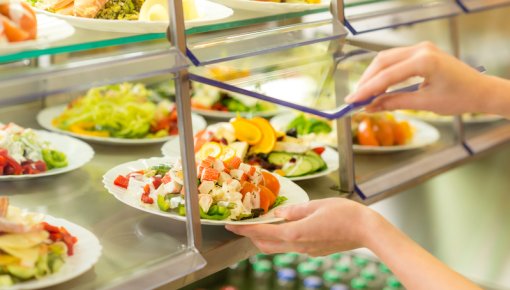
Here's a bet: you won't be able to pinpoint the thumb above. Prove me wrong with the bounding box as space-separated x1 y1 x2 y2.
275 202 316 221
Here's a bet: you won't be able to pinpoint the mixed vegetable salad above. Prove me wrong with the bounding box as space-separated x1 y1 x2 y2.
191 66 277 114
282 113 414 147
52 83 180 139
113 157 286 221
0 197 78 286
194 117 328 178
0 123 68 176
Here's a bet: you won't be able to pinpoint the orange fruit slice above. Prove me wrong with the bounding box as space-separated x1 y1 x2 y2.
231 117 262 145
250 117 277 154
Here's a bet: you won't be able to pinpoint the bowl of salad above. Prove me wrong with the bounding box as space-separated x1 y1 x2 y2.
0 197 101 289
103 156 309 225
37 83 207 145
162 116 339 181
0 123 94 180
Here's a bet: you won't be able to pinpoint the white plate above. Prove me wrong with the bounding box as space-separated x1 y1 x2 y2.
0 14 75 53
192 108 283 120
36 105 207 145
102 157 310 225
270 113 441 153
2 214 102 290
161 137 339 181
396 110 504 125
0 130 94 181
34 0 233 33
210 0 329 12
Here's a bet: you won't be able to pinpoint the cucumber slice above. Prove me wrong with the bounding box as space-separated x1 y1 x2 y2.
305 151 327 170
302 155 321 172
268 152 293 166
284 157 315 177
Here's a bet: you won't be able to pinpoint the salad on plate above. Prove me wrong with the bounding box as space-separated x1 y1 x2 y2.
193 116 331 178
111 156 286 221
50 83 191 140
0 123 68 176
0 197 78 286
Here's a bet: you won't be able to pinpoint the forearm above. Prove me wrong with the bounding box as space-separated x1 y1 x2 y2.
363 211 482 290
477 75 510 119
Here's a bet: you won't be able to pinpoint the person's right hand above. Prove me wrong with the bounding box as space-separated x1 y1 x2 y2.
344 42 494 115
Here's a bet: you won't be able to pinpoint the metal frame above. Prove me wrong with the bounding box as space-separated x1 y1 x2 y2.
168 0 203 251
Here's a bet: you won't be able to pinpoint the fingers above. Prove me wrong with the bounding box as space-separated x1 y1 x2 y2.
346 54 436 105
356 45 421 88
225 224 282 241
274 202 317 221
365 91 425 112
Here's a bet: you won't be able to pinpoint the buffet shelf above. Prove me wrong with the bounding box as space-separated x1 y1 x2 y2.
3 96 509 289
456 0 510 12
345 0 462 34
0 44 188 107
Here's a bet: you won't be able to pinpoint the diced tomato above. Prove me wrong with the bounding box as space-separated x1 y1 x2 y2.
33 161 47 172
161 174 172 184
211 103 229 112
152 177 162 189
0 156 6 166
201 167 220 181
141 194 154 204
42 222 60 233
312 147 326 155
113 175 129 189
143 184 151 194
0 150 22 175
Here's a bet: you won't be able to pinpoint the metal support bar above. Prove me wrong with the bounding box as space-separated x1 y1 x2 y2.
331 0 355 194
168 0 202 251
448 16 473 155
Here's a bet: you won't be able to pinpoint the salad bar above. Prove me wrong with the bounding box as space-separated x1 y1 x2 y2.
3 0 510 289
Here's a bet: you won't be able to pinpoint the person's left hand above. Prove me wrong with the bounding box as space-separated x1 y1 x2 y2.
225 198 380 256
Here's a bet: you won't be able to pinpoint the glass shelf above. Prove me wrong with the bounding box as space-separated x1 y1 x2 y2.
456 0 510 12
0 45 188 107
186 15 347 66
345 0 463 34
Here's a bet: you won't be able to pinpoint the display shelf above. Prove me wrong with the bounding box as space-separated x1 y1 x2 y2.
345 0 462 34
0 44 188 107
186 17 347 66
456 0 510 12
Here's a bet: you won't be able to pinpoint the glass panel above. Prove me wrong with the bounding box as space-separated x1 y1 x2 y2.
0 45 188 106
188 43 430 119
345 0 462 34
456 0 510 11
187 14 348 66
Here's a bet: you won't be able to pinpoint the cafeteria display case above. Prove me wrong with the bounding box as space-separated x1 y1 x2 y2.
2 0 510 289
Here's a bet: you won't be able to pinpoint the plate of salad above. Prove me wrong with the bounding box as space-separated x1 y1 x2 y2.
0 123 94 180
270 112 440 153
103 157 309 225
162 116 339 181
36 83 207 145
0 197 102 289
191 81 282 120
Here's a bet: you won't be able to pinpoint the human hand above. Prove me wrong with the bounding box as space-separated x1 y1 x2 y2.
225 198 381 256
344 42 492 115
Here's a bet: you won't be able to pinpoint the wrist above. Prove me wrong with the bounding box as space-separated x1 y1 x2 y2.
477 75 510 117
358 208 388 250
